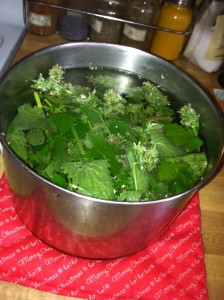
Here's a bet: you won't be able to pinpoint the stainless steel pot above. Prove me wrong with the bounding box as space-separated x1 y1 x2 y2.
0 43 223 259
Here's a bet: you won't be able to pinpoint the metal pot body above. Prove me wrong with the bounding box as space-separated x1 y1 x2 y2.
0 43 223 259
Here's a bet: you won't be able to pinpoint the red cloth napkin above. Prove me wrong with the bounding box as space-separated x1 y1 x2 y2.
0 173 208 299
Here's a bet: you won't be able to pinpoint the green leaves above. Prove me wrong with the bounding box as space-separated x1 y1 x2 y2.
26 129 45 147
50 112 76 136
157 153 207 194
127 148 149 193
163 123 203 152
8 103 47 132
62 160 115 200
5 66 207 202
149 128 183 157
78 160 114 200
6 131 28 160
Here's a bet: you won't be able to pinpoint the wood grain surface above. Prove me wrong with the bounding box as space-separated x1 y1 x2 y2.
0 33 223 300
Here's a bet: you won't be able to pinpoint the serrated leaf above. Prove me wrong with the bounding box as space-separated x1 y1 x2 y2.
26 128 45 147
157 160 190 182
61 161 82 184
147 173 169 200
6 131 28 161
163 123 203 152
29 142 51 166
184 136 203 153
117 190 142 201
107 117 133 138
156 159 198 194
77 160 115 200
50 112 75 136
166 153 207 179
42 160 62 179
10 103 48 132
50 135 68 160
150 129 183 157
79 106 102 125
85 134 122 174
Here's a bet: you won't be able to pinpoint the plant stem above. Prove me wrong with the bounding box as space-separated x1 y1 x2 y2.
71 126 85 155
133 163 138 191
43 98 52 108
100 115 112 136
34 92 42 108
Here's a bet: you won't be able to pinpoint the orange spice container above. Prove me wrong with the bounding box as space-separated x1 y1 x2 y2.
150 0 195 61
26 0 60 35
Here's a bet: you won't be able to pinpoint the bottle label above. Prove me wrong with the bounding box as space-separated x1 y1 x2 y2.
123 24 147 42
91 17 102 34
204 15 224 61
28 12 51 27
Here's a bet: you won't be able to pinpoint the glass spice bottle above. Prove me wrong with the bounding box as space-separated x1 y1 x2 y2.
26 0 60 35
90 0 125 43
58 0 90 41
58 11 90 41
120 0 161 51
150 0 195 61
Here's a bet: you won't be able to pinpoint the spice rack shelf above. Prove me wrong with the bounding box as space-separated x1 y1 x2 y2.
26 0 192 35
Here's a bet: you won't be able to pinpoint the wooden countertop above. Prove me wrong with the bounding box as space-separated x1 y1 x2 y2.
0 33 223 300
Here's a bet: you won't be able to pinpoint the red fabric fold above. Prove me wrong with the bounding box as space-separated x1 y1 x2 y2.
0 173 208 299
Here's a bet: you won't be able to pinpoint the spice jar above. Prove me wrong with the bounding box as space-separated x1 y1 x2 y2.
58 12 90 40
58 0 90 40
150 0 195 61
120 0 161 51
90 0 125 43
26 0 59 35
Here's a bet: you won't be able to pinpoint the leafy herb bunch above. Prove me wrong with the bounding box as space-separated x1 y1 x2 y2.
6 65 207 201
